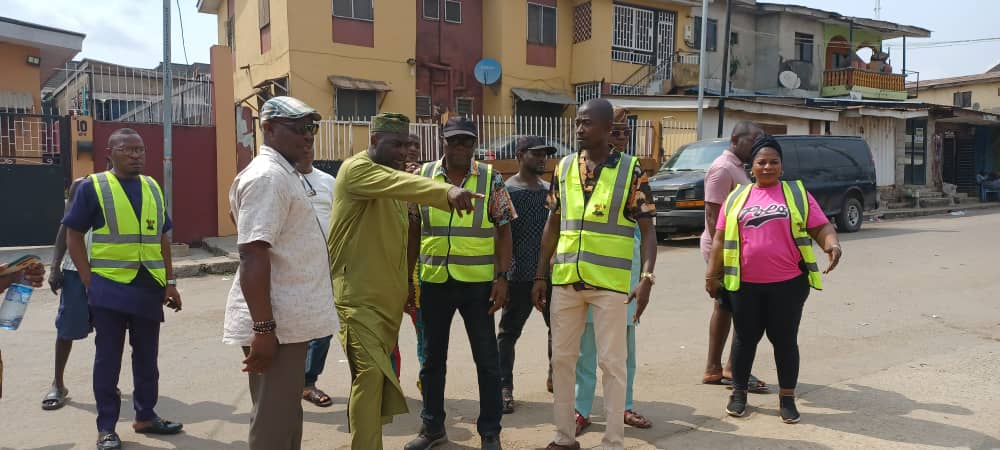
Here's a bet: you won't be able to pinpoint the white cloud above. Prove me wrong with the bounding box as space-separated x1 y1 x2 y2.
5 0 217 68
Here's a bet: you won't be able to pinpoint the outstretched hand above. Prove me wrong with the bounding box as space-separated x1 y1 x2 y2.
447 186 484 217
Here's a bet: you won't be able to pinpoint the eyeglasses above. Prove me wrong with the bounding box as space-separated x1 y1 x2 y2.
111 146 146 155
445 135 477 148
299 174 317 197
274 120 319 136
610 129 632 138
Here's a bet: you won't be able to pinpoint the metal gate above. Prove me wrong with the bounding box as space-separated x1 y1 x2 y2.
653 11 676 82
0 113 71 246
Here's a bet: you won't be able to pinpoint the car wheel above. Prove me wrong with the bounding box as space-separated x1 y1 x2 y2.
836 197 863 233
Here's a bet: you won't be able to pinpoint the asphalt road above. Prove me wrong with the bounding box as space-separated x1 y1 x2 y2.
1 211 999 450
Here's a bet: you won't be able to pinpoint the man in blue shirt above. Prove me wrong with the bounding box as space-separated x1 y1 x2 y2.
63 128 183 450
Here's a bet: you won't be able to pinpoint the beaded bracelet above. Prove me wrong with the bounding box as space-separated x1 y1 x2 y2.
252 320 276 335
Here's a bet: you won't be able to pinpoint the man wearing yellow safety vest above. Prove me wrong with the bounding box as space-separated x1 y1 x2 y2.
532 99 658 450
405 117 515 450
63 128 184 450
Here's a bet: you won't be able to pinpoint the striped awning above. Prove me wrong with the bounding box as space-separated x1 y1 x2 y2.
328 75 391 92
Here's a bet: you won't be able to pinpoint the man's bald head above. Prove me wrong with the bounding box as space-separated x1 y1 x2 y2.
730 121 763 163
579 98 614 124
108 127 141 148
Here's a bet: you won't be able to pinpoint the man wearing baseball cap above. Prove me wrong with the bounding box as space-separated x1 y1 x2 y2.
497 136 557 413
225 96 339 449
406 116 516 450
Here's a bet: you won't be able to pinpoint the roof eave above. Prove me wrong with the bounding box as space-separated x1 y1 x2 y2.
197 0 221 14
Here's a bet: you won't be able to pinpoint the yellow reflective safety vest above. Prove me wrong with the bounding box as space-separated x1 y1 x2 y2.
721 180 822 292
89 171 167 286
552 152 638 293
418 161 495 283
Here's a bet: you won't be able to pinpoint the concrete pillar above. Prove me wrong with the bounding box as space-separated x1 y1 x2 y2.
69 115 94 180
211 45 238 236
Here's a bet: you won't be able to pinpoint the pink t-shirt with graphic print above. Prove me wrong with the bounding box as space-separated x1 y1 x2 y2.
716 183 829 284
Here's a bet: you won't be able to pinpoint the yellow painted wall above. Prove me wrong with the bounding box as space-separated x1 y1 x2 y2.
483 0 575 116
916 82 1000 112
286 0 416 120
211 45 238 236
0 41 42 111
226 0 293 108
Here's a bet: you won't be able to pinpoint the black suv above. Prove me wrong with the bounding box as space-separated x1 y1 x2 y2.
649 135 878 237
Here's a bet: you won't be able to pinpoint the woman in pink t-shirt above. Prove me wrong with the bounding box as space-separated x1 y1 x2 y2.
704 135 843 424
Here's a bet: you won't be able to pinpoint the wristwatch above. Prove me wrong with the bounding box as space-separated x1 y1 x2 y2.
166 279 177 286
495 271 511 282
639 272 656 285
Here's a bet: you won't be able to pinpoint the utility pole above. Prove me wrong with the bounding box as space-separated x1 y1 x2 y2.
162 0 173 238
716 0 733 138
695 0 710 140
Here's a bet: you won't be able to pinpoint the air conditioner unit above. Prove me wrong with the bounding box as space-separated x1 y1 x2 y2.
683 24 694 45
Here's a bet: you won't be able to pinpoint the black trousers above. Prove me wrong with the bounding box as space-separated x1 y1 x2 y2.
419 280 502 436
729 274 810 391
497 281 551 391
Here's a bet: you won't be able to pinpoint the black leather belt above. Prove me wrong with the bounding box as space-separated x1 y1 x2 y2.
571 282 598 291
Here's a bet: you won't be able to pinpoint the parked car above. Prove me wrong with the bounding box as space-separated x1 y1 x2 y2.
476 135 575 160
648 135 878 238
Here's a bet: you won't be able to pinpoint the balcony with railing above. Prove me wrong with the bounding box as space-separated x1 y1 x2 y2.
821 67 908 101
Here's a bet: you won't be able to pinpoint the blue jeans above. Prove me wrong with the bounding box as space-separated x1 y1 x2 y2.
419 280 502 436
575 324 636 417
304 335 333 387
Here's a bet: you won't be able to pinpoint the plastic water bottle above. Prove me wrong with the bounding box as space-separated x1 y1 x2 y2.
0 276 33 331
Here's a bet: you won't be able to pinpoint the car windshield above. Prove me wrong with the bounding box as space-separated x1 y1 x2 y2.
659 141 729 172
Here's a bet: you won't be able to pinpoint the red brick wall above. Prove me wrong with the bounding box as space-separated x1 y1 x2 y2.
93 122 219 244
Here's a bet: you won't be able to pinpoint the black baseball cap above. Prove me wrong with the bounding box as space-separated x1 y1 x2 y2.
515 136 557 155
442 116 478 138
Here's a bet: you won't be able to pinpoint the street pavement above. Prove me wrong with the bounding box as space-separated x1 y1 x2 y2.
1 211 999 449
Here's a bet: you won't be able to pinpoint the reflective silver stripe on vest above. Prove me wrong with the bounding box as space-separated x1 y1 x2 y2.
561 219 634 237
142 175 164 224
420 254 494 266
471 164 488 229
91 259 140 270
794 237 812 247
804 262 820 272
91 234 142 244
726 184 751 214
722 266 739 275
142 260 166 270
787 180 807 220
554 251 632 271
723 240 739 249
419 163 437 236
558 155 574 230
94 173 121 237
423 226 492 238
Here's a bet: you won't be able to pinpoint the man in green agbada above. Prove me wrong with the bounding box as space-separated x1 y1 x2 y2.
327 113 482 450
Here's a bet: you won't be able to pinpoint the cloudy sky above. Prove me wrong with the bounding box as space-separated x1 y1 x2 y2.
4 0 997 81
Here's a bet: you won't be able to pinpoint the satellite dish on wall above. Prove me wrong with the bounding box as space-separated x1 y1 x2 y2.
779 71 801 89
474 59 502 86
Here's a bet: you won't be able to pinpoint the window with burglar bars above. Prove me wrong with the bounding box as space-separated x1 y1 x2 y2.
575 82 601 105
573 2 592 43
612 4 674 67
795 32 814 63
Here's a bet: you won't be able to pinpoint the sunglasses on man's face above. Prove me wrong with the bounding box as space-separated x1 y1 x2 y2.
610 129 632 138
273 120 319 136
446 135 477 148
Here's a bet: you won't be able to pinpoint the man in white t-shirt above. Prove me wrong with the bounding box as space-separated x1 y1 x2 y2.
295 148 338 408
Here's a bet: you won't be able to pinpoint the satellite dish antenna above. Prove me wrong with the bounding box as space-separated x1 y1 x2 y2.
474 59 502 86
779 71 801 89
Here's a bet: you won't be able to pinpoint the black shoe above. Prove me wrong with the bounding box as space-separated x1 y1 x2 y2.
726 390 748 417
482 434 502 450
96 432 122 450
780 396 801 424
134 417 184 435
404 428 448 450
